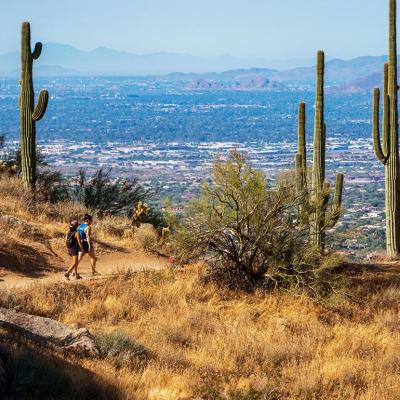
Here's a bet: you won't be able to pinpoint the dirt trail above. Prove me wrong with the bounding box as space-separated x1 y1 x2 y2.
0 242 168 290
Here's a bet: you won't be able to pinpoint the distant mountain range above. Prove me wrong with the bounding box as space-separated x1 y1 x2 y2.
0 43 316 77
0 43 390 92
166 57 391 92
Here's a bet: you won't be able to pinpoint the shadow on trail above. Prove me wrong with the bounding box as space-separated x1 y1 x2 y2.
0 333 121 400
95 239 129 254
0 241 62 279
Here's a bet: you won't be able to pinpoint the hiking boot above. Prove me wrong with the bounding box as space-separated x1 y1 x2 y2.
64 272 70 281
75 273 83 280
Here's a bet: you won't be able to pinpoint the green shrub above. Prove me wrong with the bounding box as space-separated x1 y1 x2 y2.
173 151 328 292
94 330 152 370
70 168 152 217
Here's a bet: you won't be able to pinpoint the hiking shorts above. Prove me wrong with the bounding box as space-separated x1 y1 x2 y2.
68 247 79 257
81 241 91 254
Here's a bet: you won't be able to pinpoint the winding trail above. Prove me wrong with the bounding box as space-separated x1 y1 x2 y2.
0 241 168 290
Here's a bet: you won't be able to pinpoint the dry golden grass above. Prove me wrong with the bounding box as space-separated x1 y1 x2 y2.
0 176 142 250
0 176 81 222
1 265 400 400
1 175 400 398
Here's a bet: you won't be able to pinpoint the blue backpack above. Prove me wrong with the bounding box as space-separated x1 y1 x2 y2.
77 223 88 241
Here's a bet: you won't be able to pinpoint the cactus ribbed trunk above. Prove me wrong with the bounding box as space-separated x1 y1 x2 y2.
311 51 326 252
296 102 307 193
19 22 48 190
297 102 307 185
386 0 400 257
372 0 400 258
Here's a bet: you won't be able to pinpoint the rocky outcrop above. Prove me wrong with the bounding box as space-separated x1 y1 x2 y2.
0 308 98 357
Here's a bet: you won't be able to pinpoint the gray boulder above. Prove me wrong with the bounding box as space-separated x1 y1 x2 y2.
0 307 98 357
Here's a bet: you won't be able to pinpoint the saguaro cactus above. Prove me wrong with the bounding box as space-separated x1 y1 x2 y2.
19 22 49 189
296 102 307 193
295 51 344 254
372 0 400 258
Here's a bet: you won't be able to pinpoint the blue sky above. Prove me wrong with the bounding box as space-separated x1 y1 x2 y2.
0 0 389 59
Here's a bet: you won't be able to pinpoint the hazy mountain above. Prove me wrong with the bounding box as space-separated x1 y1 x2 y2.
169 56 390 88
328 72 382 93
0 43 390 87
0 43 291 76
272 56 388 85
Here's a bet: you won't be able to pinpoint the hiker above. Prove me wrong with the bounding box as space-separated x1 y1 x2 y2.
64 220 84 280
77 214 99 276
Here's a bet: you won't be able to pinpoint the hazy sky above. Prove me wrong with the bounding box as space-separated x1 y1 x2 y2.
0 0 390 59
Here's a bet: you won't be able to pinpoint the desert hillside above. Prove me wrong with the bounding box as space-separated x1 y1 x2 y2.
1 263 400 399
0 177 400 399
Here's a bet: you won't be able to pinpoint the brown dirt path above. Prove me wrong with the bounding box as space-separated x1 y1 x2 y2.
0 239 168 290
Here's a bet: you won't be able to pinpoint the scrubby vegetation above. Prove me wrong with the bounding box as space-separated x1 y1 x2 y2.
171 151 339 294
1 6 400 397
0 175 166 267
1 266 400 399
1 143 398 399
1 133 161 225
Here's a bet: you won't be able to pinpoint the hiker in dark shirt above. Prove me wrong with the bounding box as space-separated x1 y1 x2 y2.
64 220 84 280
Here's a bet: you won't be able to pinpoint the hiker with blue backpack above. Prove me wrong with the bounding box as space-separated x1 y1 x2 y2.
65 220 84 280
77 214 99 276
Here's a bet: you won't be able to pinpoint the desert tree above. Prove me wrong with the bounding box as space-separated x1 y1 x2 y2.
174 151 324 290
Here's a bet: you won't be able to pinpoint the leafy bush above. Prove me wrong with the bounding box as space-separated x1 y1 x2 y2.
173 151 326 291
35 170 69 203
70 168 151 217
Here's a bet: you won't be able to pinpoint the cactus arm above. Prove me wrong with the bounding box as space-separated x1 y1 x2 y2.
296 101 307 191
333 173 344 210
297 102 307 173
322 122 327 179
322 181 330 209
324 173 344 228
373 88 389 164
384 93 390 158
32 89 49 121
32 42 42 60
382 63 389 154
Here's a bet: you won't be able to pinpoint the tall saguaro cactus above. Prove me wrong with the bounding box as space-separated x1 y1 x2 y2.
372 0 400 258
295 51 344 254
19 22 49 189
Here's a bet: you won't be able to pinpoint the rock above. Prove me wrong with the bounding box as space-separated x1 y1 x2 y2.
0 307 98 357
